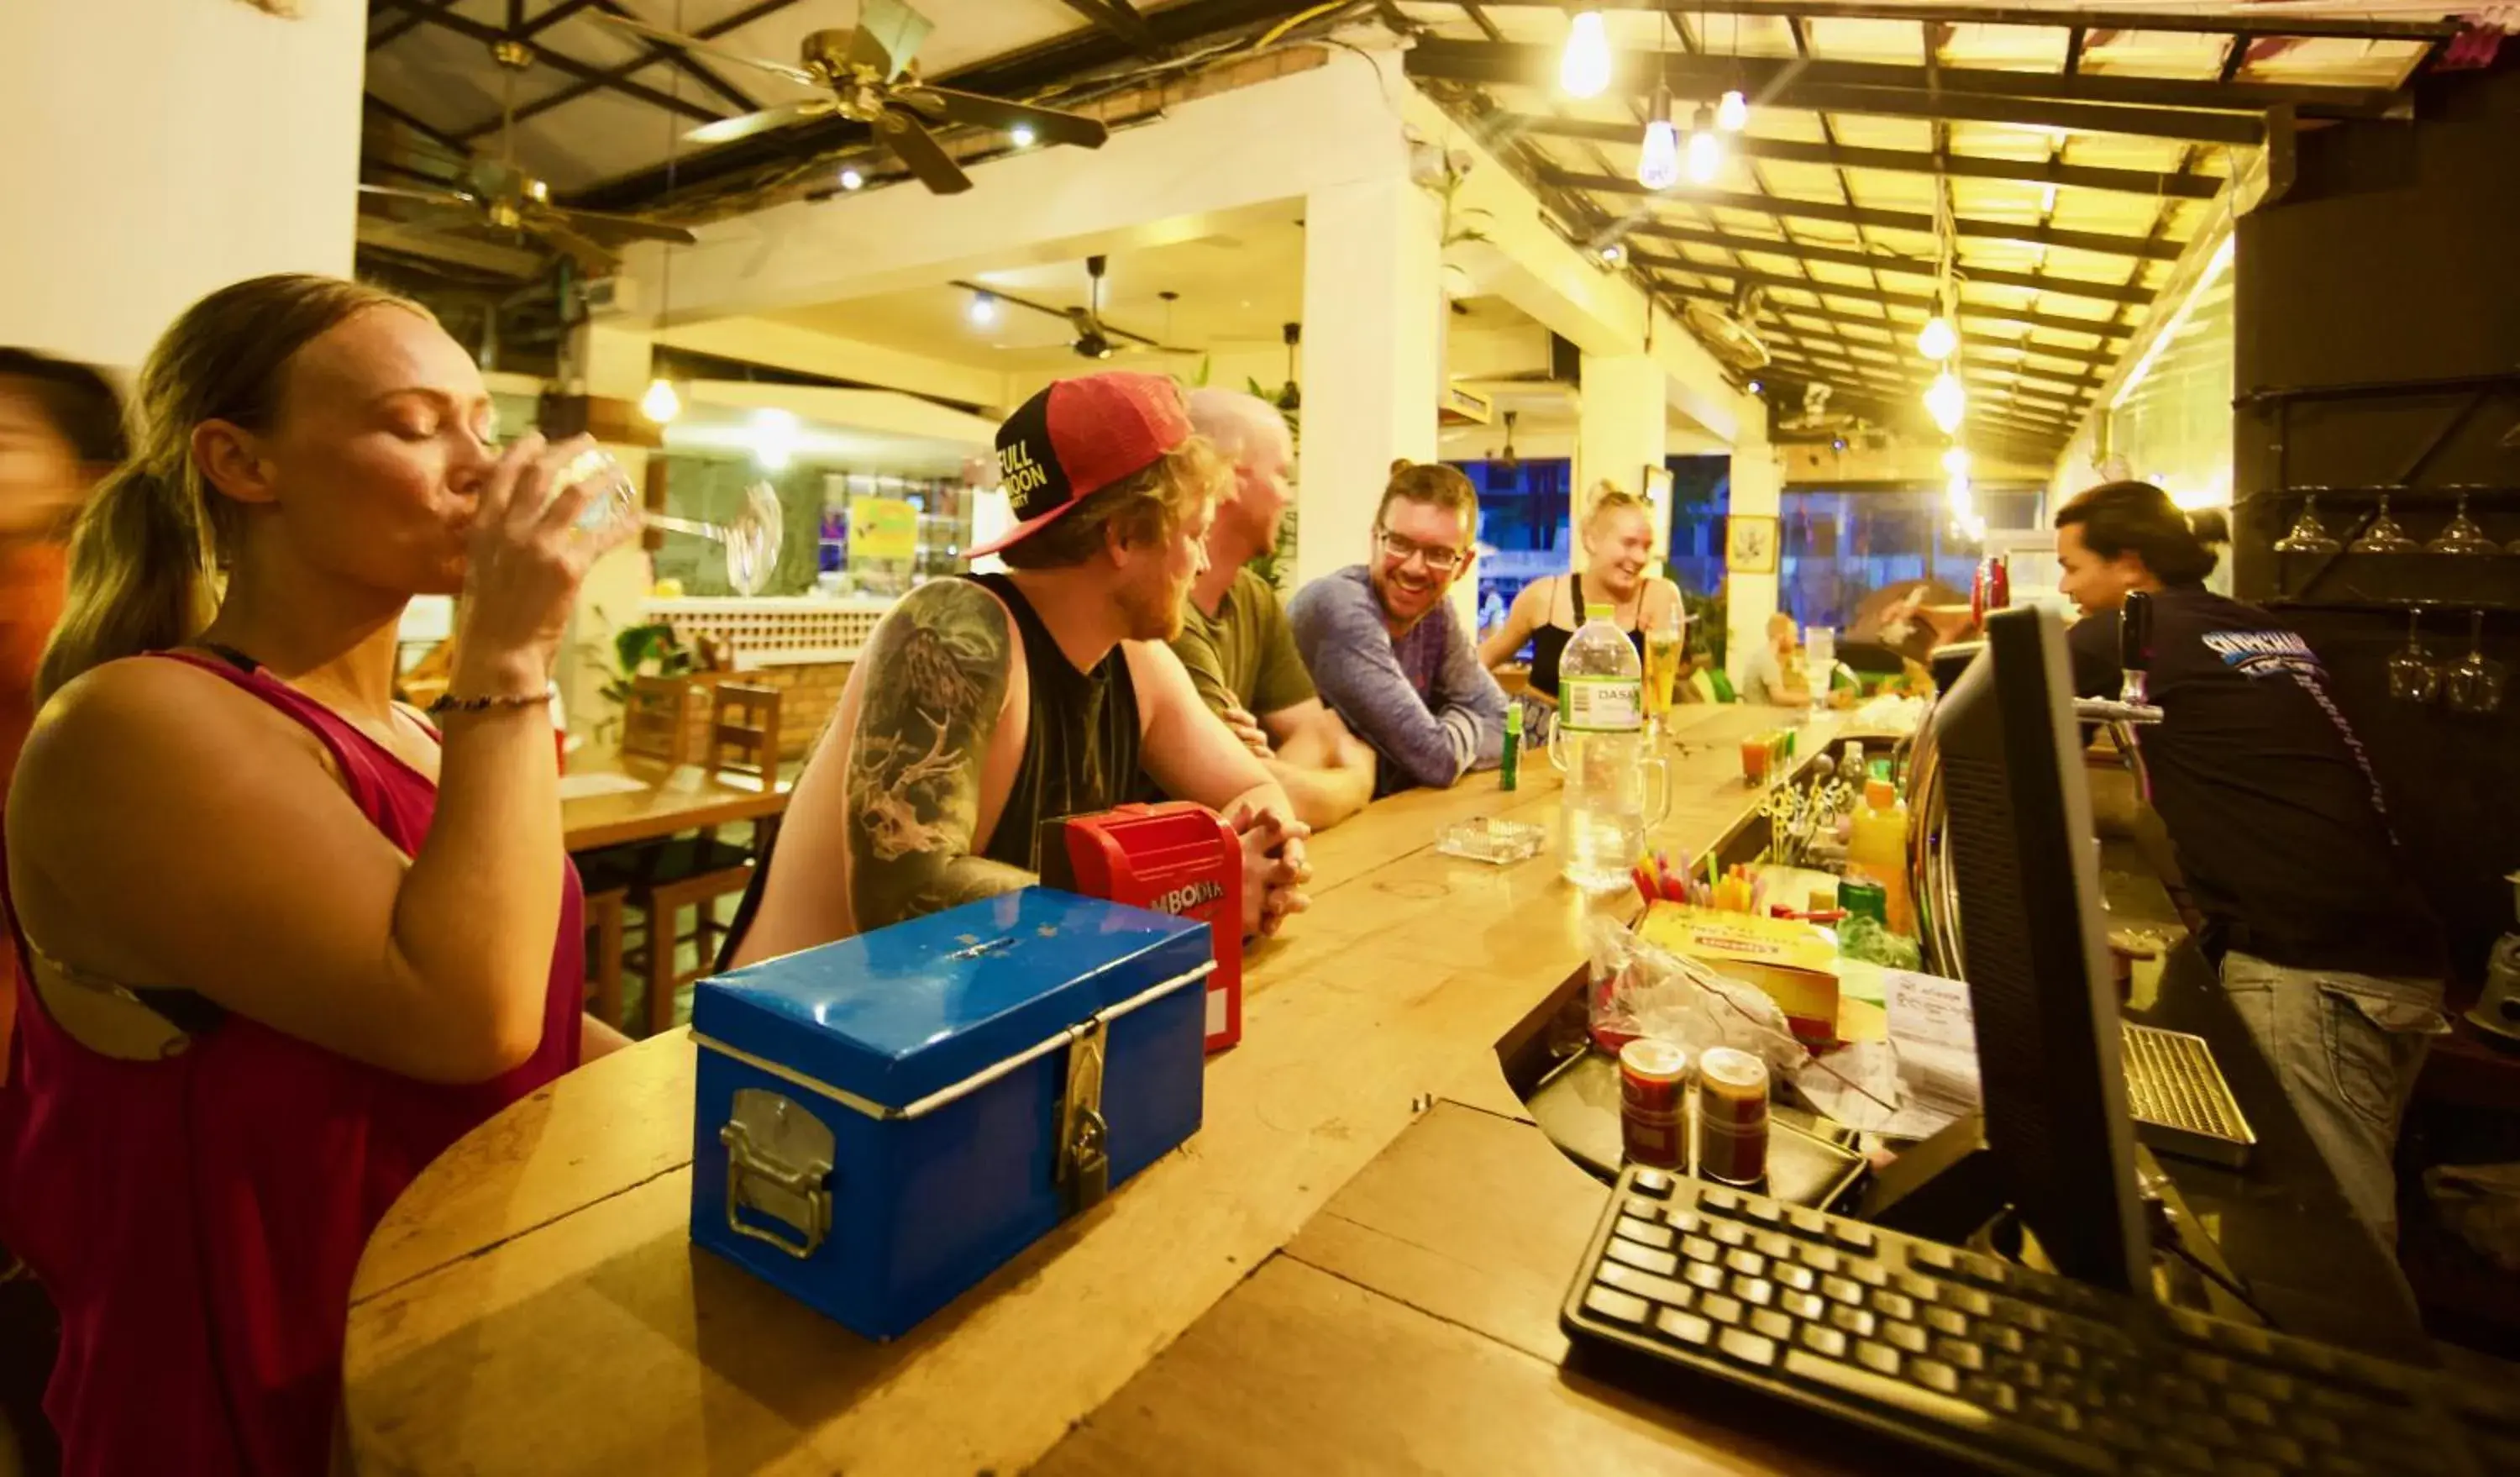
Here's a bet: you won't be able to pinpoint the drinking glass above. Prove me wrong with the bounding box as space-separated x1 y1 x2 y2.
2426 491 2499 556
2386 609 2439 705
1803 626 1837 712
2349 491 2418 554
2444 609 2507 716
1643 607 1684 735
561 448 786 597
2272 494 2342 554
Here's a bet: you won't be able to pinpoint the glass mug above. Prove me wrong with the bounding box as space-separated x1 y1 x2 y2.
554 447 785 597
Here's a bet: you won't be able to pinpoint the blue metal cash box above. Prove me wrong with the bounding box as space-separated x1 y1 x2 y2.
687 890 1213 1341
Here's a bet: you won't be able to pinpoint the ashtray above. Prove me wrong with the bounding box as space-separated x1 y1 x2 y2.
1436 816 1547 865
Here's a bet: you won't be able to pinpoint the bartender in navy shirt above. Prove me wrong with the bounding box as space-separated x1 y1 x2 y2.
2055 481 2446 1251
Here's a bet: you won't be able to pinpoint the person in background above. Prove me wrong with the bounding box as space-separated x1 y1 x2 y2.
2 274 634 1474
0 349 123 1477
724 372 1310 967
1742 610 1811 707
1168 390 1375 831
2055 481 2444 1250
1478 482 1683 741
1287 461 1507 795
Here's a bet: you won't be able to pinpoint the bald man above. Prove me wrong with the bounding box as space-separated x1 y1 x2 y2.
1168 390 1377 829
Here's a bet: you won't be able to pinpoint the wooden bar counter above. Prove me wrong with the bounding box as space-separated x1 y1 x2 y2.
342 705 1835 1475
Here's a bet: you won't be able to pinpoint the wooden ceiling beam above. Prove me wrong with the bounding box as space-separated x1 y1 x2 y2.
1494 113 2219 201
1551 168 2185 260
1444 3 2458 46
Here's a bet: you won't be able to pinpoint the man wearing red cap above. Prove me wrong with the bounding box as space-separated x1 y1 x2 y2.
723 372 1310 963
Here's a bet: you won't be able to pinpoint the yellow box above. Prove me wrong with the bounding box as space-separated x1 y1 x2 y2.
1635 902 1842 1044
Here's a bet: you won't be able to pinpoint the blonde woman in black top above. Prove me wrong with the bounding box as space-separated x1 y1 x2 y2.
1479 484 1683 739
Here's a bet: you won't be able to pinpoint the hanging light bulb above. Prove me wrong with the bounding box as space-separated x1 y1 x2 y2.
1010 123 1038 149
1559 9 1612 98
1637 85 1681 191
1916 313 1957 361
968 290 999 327
640 376 681 425
1940 446 1971 479
837 166 865 191
1686 104 1721 185
1924 370 1967 434
752 407 799 472
1717 89 1748 132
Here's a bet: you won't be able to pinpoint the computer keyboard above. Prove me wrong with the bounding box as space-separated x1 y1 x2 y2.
1562 1166 2519 1476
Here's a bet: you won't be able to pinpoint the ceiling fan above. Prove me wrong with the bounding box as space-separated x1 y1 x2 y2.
1490 410 1522 474
962 256 1197 360
597 0 1108 196
1681 283 1774 376
359 40 696 272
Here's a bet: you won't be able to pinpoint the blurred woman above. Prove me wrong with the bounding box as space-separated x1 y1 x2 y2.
0 349 123 1477
0 275 633 1474
1478 484 1683 738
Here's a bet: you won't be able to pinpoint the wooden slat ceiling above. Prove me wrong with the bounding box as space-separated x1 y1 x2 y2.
1399 1 2449 452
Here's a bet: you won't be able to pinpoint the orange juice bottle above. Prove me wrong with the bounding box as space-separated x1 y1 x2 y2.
1843 779 1914 936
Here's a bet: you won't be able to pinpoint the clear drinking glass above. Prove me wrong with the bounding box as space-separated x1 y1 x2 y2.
2444 609 2507 716
2273 494 2342 554
561 448 785 597
2426 492 2499 556
2386 609 2439 705
2350 492 2418 554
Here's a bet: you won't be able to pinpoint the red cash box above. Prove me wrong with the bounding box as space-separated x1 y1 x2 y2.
1037 802 1243 1052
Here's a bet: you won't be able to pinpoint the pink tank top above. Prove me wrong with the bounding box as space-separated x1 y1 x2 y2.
0 651 585 1475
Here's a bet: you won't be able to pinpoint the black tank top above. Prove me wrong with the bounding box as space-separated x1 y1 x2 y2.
962 571 1143 871
1525 572 1647 698
718 572 1142 965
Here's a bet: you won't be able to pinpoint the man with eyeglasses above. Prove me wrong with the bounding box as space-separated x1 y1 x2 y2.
1287 460 1507 795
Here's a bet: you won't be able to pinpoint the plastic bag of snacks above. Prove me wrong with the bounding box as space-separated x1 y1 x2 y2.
1584 915 1807 1080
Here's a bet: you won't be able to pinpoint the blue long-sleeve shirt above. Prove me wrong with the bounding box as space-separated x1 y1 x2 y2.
1286 565 1506 793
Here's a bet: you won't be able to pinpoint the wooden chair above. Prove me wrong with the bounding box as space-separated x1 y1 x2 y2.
582 886 627 1032
706 683 782 783
621 675 691 765
614 686 782 1037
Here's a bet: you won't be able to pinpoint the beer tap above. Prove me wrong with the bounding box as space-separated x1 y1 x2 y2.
2073 589 2165 727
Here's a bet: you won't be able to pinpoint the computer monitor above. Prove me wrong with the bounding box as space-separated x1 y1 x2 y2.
1926 604 2150 1295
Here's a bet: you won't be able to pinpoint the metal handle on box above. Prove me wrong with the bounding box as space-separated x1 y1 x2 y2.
721 1088 835 1259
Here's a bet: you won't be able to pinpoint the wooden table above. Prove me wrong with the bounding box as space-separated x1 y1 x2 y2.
559 757 790 854
343 707 1836 1475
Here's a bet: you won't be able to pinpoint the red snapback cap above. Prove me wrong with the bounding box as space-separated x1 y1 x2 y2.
969 371 1193 557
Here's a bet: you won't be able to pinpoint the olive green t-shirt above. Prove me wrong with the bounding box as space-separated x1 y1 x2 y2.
1170 566 1316 718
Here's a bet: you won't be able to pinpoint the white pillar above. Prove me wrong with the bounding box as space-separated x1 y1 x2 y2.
1295 175 1445 600
562 322 662 751
1575 354 1669 576
0 0 362 367
1726 441 1785 687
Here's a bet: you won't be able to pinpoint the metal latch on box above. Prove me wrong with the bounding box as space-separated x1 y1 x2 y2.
1057 1015 1110 1214
721 1087 835 1259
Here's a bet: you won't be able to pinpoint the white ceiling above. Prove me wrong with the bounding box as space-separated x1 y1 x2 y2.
767 202 1317 371
366 0 1093 192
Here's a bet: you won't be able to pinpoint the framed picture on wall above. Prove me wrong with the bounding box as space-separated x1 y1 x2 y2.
1727 513 1778 575
1641 465 1672 507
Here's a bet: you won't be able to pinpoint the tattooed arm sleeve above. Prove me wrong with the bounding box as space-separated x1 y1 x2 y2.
846 580 1035 929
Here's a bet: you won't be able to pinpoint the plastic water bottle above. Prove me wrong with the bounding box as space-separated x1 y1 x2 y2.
1551 602 1669 890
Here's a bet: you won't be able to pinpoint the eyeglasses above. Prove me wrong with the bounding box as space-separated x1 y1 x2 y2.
1377 528 1465 573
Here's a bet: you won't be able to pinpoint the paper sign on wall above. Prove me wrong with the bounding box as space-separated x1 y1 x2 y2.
848 495 920 563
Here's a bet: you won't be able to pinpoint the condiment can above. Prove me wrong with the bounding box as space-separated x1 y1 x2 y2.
1836 878 1889 928
1619 1038 1692 1170
1696 1047 1771 1185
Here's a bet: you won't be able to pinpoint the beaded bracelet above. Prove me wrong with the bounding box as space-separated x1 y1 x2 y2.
427 682 558 717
